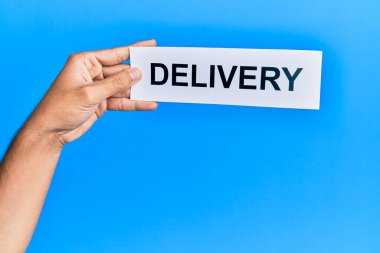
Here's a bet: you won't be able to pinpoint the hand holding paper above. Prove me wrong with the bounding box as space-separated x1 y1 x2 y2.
0 41 323 253
0 40 157 253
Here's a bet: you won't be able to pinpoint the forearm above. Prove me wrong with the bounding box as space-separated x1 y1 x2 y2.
0 117 63 252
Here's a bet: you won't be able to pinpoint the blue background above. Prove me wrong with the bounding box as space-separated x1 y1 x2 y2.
1 0 380 252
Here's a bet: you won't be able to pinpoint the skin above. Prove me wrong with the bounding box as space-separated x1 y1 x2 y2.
0 39 158 253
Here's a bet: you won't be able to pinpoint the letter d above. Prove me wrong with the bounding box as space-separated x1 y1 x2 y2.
151 63 168 85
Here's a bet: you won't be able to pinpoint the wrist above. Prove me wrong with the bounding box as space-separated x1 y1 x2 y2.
20 115 64 152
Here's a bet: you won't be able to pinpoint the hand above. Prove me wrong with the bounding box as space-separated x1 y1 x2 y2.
27 39 158 146
0 39 159 253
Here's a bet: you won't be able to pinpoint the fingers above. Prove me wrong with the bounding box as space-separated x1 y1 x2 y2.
111 89 130 98
60 113 98 144
107 98 158 111
103 64 130 78
92 39 156 66
89 67 141 102
103 65 132 98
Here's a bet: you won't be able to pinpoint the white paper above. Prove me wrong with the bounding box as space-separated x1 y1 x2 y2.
130 47 322 109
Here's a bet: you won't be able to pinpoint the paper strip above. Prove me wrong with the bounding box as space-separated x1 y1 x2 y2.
130 47 322 109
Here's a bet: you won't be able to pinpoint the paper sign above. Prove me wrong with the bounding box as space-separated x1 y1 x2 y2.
130 47 322 109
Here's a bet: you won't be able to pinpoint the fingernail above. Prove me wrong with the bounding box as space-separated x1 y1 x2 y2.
128 68 142 82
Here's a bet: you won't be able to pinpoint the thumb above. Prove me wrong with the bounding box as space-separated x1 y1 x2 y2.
90 67 141 102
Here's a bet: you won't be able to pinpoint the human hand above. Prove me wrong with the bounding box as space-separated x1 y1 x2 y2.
26 39 157 147
0 39 158 253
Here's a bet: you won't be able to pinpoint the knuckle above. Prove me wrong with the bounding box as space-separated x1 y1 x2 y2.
117 101 125 111
113 49 124 63
68 53 80 62
86 56 103 78
79 86 95 103
68 52 88 63
111 75 123 89
135 103 141 111
111 71 131 89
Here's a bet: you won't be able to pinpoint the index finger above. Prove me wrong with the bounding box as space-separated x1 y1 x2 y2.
92 39 156 66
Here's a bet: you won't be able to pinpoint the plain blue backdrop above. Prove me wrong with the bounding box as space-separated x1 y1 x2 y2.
1 0 380 252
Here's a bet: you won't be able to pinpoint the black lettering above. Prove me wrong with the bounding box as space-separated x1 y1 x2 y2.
172 64 188 86
210 65 215 88
151 63 168 85
260 67 281 90
218 65 237 89
239 66 257 89
191 65 207 87
282 67 303 91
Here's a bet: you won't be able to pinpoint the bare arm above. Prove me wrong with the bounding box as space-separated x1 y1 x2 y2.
0 39 157 252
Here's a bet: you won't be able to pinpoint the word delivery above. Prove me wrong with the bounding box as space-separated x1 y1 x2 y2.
151 63 303 91
130 47 322 109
